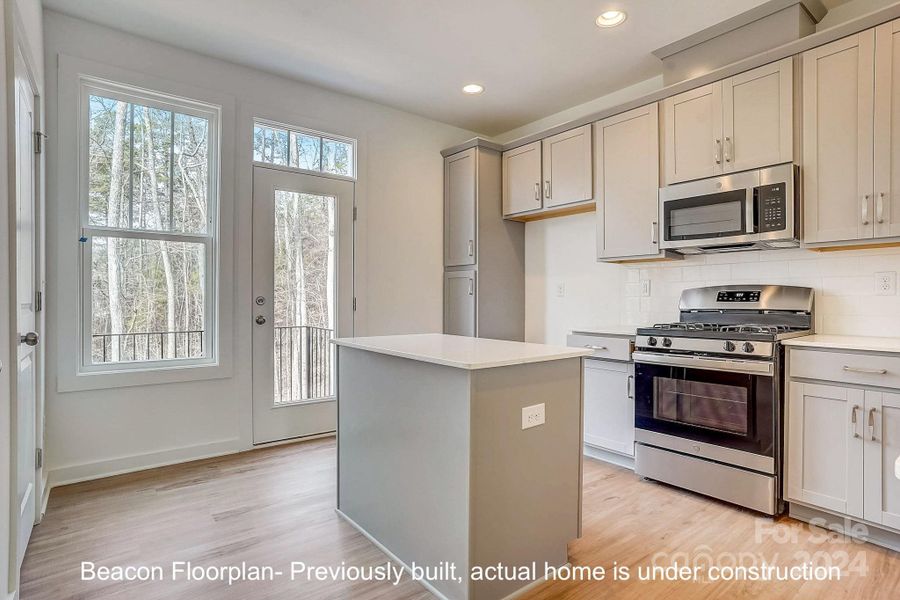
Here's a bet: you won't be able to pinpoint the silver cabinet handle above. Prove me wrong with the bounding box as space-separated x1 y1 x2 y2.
868 408 877 441
544 180 551 199
724 136 732 163
468 278 474 295
626 374 634 399
862 194 870 225
650 221 658 245
468 239 474 257
842 365 887 375
714 139 721 165
534 182 541 203
255 315 267 325
20 332 39 346
851 404 861 438
583 344 608 351
877 192 886 224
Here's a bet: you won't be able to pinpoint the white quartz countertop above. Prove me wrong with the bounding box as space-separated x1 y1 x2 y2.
783 334 900 354
571 324 641 337
332 334 593 370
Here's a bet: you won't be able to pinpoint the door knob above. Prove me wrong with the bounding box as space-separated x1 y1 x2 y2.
20 332 39 346
255 315 267 325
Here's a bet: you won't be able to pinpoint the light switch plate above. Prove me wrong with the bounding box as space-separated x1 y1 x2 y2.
876 271 897 296
640 280 651 297
555 282 566 298
522 403 545 430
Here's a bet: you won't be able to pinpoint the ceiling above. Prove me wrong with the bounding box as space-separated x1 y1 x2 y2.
46 0 832 135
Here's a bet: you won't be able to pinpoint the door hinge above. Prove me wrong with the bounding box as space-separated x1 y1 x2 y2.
352 297 357 311
35 290 43 313
34 130 45 154
35 448 43 469
353 206 358 221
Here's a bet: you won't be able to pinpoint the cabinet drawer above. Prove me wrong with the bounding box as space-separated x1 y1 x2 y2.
567 333 632 361
790 349 900 389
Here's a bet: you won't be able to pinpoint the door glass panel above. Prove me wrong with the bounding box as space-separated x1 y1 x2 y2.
273 190 336 404
653 377 749 434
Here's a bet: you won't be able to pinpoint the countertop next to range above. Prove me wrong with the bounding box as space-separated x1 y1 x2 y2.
332 333 592 370
783 334 900 354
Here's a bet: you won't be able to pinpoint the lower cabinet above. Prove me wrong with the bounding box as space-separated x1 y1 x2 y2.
787 380 900 530
444 270 476 336
583 358 635 457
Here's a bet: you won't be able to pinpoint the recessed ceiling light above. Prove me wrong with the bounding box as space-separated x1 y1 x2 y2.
596 10 627 28
462 83 484 95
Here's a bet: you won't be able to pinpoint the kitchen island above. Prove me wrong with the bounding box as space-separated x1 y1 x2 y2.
333 334 592 600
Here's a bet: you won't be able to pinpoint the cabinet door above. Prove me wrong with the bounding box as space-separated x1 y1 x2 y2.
502 141 542 216
803 31 875 243
541 124 592 208
444 270 476 337
662 83 723 184
722 58 793 173
444 149 476 267
874 21 900 238
863 392 900 530
787 382 864 518
583 360 635 456
596 104 661 260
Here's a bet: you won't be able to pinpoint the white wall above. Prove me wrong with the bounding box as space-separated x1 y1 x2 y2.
43 10 476 484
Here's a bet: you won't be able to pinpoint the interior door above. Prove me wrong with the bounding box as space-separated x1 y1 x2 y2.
595 104 660 259
722 58 793 173
541 124 592 208
252 166 354 444
14 51 38 570
803 31 875 243
502 141 542 216
444 149 476 267
663 83 723 184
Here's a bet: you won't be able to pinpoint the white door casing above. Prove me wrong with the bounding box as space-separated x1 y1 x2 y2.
251 166 354 444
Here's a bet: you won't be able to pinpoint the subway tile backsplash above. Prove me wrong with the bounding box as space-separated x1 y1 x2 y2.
622 247 900 336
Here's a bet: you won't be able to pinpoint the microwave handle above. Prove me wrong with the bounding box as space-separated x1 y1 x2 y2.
746 187 756 235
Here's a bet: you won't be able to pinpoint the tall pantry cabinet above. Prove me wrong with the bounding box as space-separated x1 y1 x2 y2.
443 143 525 341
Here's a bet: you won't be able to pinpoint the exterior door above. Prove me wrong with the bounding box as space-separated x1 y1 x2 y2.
863 391 900 529
803 31 875 243
663 83 723 184
444 149 476 267
722 57 793 173
595 104 660 260
14 51 38 569
787 382 864 518
444 269 476 336
252 166 354 444
502 141 542 216
541 124 592 208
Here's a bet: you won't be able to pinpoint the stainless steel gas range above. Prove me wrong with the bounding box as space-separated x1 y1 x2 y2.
632 284 814 515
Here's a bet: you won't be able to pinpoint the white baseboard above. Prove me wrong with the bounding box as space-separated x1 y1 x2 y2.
47 438 246 488
583 444 634 470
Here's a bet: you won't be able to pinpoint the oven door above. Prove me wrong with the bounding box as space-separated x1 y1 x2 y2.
659 169 758 250
633 353 775 460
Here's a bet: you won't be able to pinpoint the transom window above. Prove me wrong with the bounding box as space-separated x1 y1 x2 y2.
81 79 220 371
253 120 356 178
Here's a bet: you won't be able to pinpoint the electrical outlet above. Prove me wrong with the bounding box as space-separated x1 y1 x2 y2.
555 282 566 298
876 271 897 296
640 280 651 297
522 403 545 430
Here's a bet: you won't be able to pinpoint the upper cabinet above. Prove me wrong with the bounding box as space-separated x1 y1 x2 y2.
596 104 672 261
663 58 793 185
875 20 900 239
541 124 593 208
502 141 542 216
444 148 477 267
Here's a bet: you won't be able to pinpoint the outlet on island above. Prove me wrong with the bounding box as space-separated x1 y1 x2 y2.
521 403 546 430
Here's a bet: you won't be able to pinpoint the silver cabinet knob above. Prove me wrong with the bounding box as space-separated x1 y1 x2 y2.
20 332 39 346
255 315 267 325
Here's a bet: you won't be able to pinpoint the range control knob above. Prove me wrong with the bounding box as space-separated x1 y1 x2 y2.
662 337 673 348
723 341 736 352
742 342 755 353
647 336 658 347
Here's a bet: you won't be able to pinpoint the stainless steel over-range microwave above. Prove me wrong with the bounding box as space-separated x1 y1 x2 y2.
658 163 799 254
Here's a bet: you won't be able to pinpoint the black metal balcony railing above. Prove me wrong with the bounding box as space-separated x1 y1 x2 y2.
92 330 204 363
274 325 334 403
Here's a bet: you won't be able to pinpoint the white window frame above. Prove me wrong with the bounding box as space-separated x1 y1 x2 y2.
77 77 221 374
252 117 357 181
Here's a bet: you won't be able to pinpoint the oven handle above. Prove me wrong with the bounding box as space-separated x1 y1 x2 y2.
632 351 774 375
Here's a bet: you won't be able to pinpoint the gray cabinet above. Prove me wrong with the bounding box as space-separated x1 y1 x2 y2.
443 143 524 341
541 124 592 209
444 270 476 336
502 141 542 216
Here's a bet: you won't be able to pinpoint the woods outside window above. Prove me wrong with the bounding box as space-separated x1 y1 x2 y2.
80 79 220 372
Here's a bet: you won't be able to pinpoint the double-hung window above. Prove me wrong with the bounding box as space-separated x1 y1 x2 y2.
80 79 220 371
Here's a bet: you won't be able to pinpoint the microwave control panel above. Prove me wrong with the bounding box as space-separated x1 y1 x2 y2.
757 183 787 233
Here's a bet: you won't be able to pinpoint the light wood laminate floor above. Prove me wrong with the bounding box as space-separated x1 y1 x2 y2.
21 437 900 599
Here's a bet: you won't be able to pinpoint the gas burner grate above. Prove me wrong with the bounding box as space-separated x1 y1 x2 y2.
719 324 794 334
651 322 722 331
